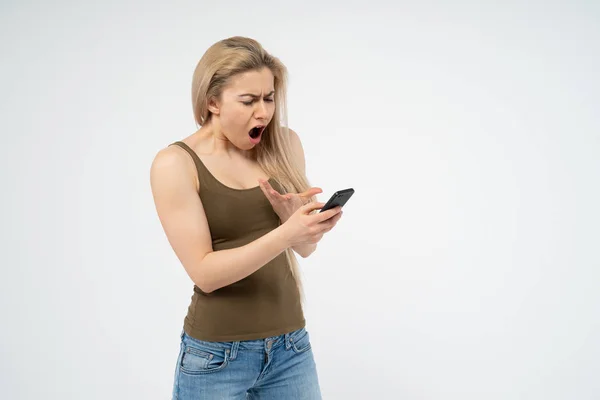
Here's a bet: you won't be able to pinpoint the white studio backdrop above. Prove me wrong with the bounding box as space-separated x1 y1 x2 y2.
1 1 599 399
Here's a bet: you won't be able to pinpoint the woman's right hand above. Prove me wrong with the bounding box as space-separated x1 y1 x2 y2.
280 202 343 247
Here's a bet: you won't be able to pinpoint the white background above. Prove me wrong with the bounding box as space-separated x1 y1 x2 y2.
1 1 599 399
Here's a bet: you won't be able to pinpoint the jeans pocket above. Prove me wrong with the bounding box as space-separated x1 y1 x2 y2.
290 328 312 354
179 334 232 375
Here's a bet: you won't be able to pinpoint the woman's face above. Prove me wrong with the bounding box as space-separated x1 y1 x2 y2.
211 67 276 150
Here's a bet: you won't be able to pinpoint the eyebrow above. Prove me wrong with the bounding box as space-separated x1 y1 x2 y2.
238 90 275 98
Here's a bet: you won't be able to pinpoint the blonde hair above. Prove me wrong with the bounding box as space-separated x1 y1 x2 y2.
191 36 317 305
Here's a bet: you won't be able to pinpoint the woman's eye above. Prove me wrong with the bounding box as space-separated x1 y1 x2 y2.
242 98 274 106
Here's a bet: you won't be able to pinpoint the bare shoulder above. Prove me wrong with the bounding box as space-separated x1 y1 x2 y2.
151 146 182 177
150 144 199 193
150 144 191 175
149 144 201 230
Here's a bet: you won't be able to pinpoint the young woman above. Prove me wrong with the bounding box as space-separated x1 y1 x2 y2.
150 36 343 399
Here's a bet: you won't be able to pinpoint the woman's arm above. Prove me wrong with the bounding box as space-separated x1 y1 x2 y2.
150 147 293 293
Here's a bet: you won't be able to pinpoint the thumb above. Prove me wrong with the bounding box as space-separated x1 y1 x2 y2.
299 187 323 198
301 201 325 214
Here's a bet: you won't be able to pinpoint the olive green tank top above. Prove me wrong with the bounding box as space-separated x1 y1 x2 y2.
168 141 305 342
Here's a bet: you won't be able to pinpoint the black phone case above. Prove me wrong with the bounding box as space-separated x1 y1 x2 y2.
319 188 355 213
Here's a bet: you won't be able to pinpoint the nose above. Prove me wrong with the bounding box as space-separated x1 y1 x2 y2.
254 100 269 120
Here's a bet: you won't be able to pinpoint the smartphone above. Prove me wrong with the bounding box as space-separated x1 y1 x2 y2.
318 188 355 213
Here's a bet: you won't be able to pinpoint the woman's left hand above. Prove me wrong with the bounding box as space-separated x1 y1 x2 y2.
258 178 323 224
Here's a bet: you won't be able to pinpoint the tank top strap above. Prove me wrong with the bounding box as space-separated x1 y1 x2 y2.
169 141 205 172
169 140 221 193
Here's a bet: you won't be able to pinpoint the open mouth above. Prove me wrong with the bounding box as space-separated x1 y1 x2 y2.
249 125 265 139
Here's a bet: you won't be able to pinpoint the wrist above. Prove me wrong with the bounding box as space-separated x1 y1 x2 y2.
275 222 293 249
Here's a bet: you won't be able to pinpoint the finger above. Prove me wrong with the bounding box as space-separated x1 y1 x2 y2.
301 201 326 213
329 211 343 226
259 179 283 202
313 206 343 223
261 179 289 201
320 211 343 232
260 179 278 194
330 211 343 223
258 180 276 201
299 187 323 198
269 189 285 199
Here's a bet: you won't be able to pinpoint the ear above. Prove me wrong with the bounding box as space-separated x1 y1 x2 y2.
207 96 221 115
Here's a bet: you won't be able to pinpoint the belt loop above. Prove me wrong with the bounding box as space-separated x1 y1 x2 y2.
229 341 240 360
284 332 291 350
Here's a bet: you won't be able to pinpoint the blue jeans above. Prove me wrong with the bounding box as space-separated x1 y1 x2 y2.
172 327 322 399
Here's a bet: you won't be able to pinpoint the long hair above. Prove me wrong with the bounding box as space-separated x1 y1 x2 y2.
190 36 317 304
